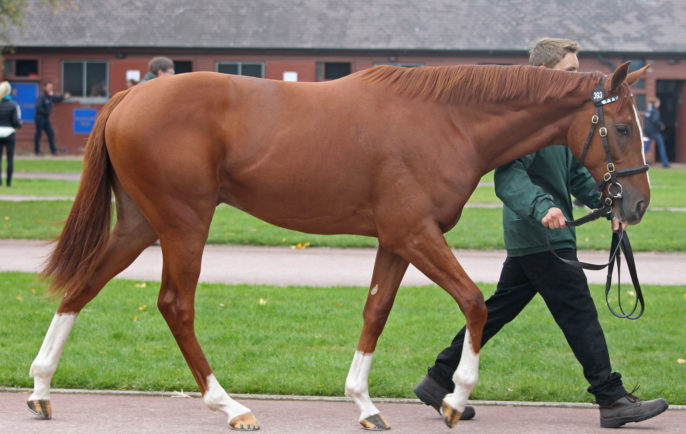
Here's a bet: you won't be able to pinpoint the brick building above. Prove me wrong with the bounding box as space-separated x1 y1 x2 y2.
3 0 686 162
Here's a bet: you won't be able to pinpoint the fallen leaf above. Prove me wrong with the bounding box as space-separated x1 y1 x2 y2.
137 305 147 311
30 289 36 294
259 298 267 305
133 315 139 322
3 216 9 221
678 359 686 364
291 242 311 249
16 295 23 301
135 282 147 288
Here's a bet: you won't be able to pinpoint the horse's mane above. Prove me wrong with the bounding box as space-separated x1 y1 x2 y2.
353 64 603 105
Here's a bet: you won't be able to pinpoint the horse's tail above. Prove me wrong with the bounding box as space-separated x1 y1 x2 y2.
42 89 131 298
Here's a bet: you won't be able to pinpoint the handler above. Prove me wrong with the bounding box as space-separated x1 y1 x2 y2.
413 38 668 429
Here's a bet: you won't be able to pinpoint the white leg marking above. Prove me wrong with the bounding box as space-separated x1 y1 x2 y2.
29 313 77 401
203 374 251 423
370 284 378 296
345 350 379 421
633 104 651 187
444 329 479 413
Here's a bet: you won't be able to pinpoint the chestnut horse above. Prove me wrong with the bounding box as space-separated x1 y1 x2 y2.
28 62 649 430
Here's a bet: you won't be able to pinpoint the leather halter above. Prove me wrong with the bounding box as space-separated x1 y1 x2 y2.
579 77 649 210
547 77 648 319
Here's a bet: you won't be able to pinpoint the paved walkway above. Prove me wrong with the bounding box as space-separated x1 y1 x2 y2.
2 239 685 286
1 390 684 434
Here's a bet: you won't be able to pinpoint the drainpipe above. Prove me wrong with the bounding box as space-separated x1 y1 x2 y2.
596 53 615 72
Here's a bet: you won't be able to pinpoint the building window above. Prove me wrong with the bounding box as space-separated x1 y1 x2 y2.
317 62 351 80
3 59 39 77
174 60 193 74
634 93 646 111
216 62 264 78
62 60 109 100
624 57 646 73
631 79 645 90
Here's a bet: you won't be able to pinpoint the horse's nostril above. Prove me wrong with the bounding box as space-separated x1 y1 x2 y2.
635 200 648 217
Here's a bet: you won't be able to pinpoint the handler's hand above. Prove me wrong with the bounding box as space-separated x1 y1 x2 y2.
541 207 566 229
612 217 624 233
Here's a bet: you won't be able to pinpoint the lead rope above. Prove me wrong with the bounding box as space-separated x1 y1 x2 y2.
545 210 645 319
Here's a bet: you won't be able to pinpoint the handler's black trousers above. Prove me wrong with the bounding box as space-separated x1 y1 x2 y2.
427 249 627 405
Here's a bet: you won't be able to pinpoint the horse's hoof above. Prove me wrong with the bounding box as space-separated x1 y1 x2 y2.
441 400 461 428
229 412 260 431
360 413 390 430
27 399 52 419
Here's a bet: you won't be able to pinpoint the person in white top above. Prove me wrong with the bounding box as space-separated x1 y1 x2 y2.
0 81 22 187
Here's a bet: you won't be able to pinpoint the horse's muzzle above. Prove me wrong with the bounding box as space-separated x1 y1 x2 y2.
619 199 648 225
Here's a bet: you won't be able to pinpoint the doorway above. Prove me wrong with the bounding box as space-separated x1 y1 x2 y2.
655 80 684 162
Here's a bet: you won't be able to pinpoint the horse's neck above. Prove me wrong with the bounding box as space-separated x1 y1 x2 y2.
460 95 587 173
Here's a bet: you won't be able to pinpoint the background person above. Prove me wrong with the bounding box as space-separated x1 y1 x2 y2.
643 97 670 168
140 56 175 82
34 81 70 156
413 37 668 429
0 81 22 187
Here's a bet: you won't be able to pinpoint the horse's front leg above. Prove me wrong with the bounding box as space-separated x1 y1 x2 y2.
392 223 487 429
345 245 408 430
442 328 480 427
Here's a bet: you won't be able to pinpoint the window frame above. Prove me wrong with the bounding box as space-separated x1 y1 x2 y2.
3 58 40 78
61 59 110 103
215 61 265 78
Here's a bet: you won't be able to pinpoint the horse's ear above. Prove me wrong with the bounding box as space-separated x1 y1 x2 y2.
607 61 631 92
626 64 651 86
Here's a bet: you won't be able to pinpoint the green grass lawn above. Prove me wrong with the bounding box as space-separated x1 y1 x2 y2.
13 158 83 173
1 200 684 251
0 179 79 197
1 272 683 404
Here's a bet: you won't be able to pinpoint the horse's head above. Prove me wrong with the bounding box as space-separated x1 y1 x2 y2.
568 62 651 225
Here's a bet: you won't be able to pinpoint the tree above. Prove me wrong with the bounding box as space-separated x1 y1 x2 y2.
0 0 73 43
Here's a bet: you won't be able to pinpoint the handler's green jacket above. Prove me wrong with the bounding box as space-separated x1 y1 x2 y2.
494 145 604 257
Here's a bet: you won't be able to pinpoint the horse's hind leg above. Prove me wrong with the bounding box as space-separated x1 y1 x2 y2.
385 222 487 429
152 213 258 431
345 245 408 430
28 181 157 419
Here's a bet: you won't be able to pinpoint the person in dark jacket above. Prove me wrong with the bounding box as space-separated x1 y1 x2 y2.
34 81 70 155
643 98 670 168
140 56 174 83
0 81 22 187
413 38 668 429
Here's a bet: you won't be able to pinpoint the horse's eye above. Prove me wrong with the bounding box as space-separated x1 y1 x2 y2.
615 124 630 136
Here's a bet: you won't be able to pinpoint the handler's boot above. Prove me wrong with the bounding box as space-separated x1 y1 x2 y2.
599 392 668 428
413 375 475 420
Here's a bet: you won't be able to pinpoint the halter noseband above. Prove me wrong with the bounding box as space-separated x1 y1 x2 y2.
579 77 649 211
